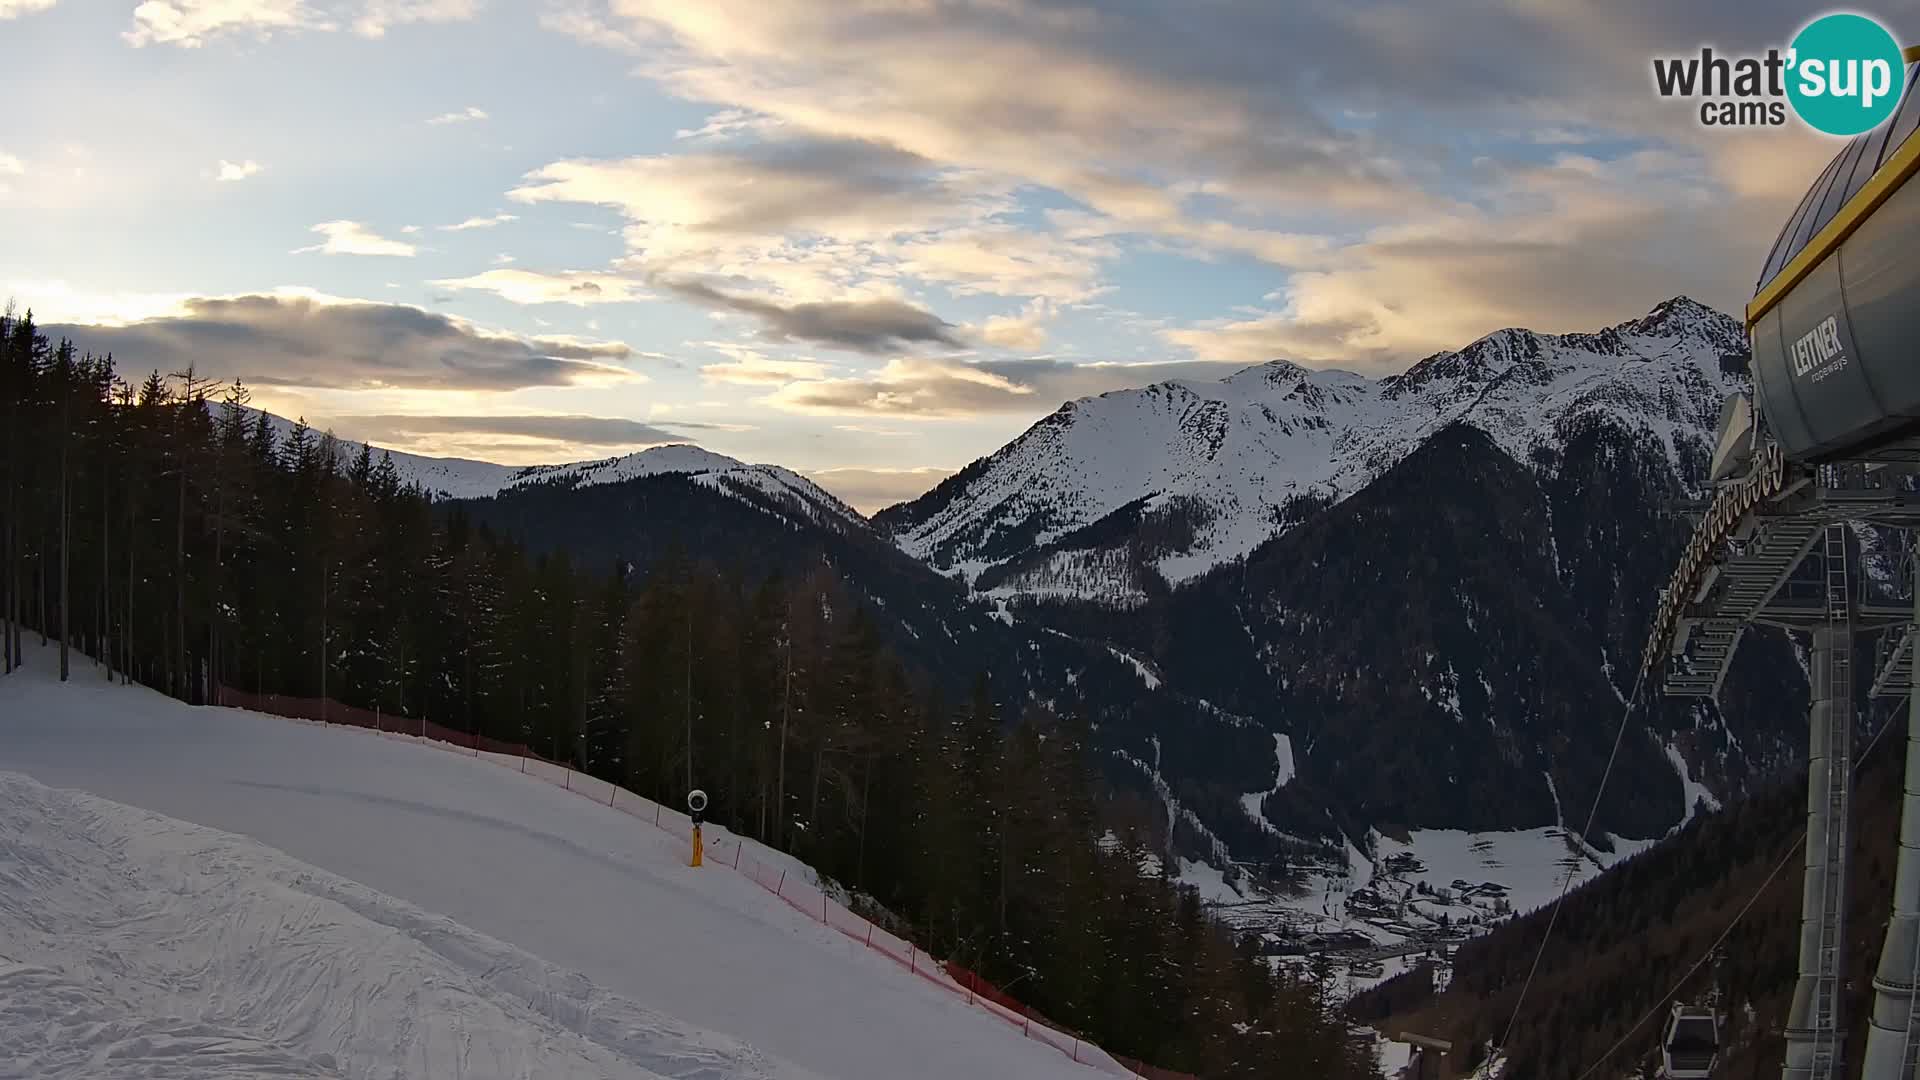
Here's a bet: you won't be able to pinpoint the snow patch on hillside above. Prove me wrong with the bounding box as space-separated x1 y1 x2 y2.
1665 740 1722 827
1239 734 1296 836
1106 647 1162 690
1174 857 1248 904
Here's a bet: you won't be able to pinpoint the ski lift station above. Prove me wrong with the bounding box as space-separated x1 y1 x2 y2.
1645 47 1920 1080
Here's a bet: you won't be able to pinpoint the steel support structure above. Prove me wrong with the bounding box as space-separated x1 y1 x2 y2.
1862 555 1920 1080
1782 556 1853 1080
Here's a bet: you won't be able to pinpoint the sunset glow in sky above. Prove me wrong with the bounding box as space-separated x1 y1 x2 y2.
1 0 1883 509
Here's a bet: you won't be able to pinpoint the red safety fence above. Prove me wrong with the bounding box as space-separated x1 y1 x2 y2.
209 685 1195 1080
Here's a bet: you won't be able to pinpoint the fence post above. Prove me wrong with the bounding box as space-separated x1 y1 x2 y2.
967 970 976 1006
654 803 662 826
908 946 916 974
375 706 381 733
564 769 571 791
865 922 873 948
1023 1015 1032 1036
822 892 828 923
777 869 786 896
1072 1039 1079 1063
733 843 742 870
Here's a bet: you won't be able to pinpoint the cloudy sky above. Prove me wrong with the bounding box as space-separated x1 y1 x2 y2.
1 1 1901 510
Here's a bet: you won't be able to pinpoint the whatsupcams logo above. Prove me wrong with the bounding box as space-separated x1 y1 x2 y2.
1652 12 1907 134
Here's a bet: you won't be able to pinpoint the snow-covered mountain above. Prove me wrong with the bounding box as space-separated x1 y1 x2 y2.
251 299 1801 896
863 295 1810 875
499 444 865 532
878 297 1747 600
251 409 863 533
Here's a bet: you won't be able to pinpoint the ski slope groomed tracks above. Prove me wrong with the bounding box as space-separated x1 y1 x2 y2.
0 771 825 1080
0 648 1112 1080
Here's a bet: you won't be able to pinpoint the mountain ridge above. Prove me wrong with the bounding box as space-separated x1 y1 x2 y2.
875 295 1746 600
247 408 864 535
269 298 1807 900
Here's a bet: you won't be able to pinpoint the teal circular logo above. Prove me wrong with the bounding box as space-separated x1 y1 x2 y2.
1787 13 1906 136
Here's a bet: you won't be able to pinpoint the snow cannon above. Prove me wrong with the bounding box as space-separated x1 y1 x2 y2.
1741 51 1920 467
687 789 707 867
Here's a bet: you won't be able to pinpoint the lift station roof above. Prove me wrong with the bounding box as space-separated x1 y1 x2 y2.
1748 58 1920 465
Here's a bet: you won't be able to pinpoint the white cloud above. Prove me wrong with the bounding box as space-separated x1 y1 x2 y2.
886 228 1110 302
517 0 1839 378
125 0 476 46
432 268 650 305
1165 150 1788 372
511 140 1019 306
428 106 489 125
700 353 833 386
441 212 516 230
766 357 1034 418
491 253 516 265
216 159 262 182
0 152 23 175
0 0 57 19
978 302 1051 351
541 1 1419 259
292 220 417 257
675 110 776 141
511 141 1002 256
126 0 332 47
353 0 475 37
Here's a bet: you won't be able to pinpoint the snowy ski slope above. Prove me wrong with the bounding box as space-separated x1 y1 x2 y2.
0 771 826 1080
0 649 1106 1080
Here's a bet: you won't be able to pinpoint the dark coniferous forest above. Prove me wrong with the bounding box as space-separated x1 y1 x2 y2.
0 309 1381 1079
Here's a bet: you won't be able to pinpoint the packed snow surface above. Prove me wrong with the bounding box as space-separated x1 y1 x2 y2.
0 651 1103 1080
0 771 824 1080
1664 740 1724 828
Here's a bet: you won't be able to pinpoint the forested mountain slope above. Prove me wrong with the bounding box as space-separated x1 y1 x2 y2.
1351 696 1909 1080
0 310 1377 1080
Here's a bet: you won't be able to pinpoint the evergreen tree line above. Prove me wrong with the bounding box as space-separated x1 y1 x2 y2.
0 310 1379 1079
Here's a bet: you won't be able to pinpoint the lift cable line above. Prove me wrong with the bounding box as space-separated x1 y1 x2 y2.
1495 659 1652 1056
1568 705 1904 1080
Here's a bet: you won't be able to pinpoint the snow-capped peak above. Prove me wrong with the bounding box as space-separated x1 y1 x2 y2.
879 297 1744 594
506 443 763 487
1224 358 1317 387
500 444 864 530
246 411 863 531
